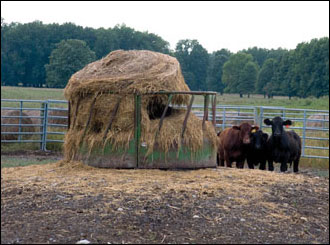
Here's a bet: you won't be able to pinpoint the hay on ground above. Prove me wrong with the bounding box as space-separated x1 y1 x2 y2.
48 109 68 126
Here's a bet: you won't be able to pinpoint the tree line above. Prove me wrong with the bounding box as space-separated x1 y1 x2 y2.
1 19 329 98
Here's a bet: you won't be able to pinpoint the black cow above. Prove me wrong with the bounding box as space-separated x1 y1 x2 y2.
246 129 269 170
264 117 302 172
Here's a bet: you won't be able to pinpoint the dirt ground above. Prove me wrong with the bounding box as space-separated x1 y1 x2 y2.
1 151 329 244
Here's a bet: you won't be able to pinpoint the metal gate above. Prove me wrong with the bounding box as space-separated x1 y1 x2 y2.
1 99 329 160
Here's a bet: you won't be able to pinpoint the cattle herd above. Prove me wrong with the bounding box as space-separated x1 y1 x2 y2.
217 116 302 173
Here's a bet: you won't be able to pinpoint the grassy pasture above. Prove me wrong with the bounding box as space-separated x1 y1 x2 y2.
1 86 65 101
1 86 329 169
1 86 329 110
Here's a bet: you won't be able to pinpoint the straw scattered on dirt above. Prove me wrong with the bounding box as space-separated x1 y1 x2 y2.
1 161 328 244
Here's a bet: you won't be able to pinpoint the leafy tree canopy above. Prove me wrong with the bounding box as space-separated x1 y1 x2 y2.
45 39 96 88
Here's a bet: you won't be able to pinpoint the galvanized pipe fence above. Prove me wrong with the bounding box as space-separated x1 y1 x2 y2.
1 98 329 160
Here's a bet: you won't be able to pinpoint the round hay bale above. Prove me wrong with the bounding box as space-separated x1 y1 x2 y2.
63 50 218 168
307 114 329 128
48 109 68 126
64 49 191 105
1 110 35 140
24 110 42 125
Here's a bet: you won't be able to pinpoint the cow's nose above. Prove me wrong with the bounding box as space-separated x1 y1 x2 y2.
274 133 281 137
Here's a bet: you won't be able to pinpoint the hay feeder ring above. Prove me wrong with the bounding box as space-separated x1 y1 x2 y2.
67 91 218 169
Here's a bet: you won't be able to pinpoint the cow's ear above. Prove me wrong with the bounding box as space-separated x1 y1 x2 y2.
263 133 268 141
283 120 292 126
264 119 272 125
232 125 240 130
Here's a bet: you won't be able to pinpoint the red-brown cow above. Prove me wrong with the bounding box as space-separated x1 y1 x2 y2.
217 123 259 168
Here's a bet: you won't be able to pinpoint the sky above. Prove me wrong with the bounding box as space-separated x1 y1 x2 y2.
1 1 329 53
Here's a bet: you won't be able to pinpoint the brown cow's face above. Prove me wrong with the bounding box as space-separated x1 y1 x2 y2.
233 123 259 145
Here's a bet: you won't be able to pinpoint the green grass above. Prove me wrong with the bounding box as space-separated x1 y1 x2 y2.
1 156 56 168
1 86 329 110
215 93 329 110
1 86 65 100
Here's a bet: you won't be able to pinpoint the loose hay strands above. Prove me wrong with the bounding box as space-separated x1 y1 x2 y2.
144 111 218 158
102 96 122 143
181 95 195 140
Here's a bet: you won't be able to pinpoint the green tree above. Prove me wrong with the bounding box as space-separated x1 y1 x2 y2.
175 39 209 90
256 58 275 96
1 21 50 86
239 61 258 97
271 51 296 98
45 39 96 88
243 47 269 67
206 49 231 93
222 52 254 96
93 27 119 58
308 37 329 98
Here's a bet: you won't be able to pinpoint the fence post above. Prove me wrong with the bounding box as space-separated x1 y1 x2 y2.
282 109 286 120
222 107 226 130
254 107 258 126
202 94 209 130
238 107 241 125
41 101 49 151
259 107 264 130
302 110 306 157
18 101 23 141
40 102 44 150
212 94 216 127
134 94 141 168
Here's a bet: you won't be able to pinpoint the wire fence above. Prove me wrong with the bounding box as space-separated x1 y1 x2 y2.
1 99 329 160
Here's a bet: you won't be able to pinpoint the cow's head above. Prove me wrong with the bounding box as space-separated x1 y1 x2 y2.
264 117 292 138
232 123 259 144
251 130 268 150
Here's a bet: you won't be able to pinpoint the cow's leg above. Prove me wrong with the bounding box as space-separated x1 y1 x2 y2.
280 162 288 172
268 159 274 171
219 150 225 166
237 161 244 169
259 160 266 170
224 152 232 167
217 153 220 166
247 159 254 169
220 159 225 166
293 159 299 173
236 156 245 169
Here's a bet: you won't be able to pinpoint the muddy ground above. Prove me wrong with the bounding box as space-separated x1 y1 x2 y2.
1 151 329 244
